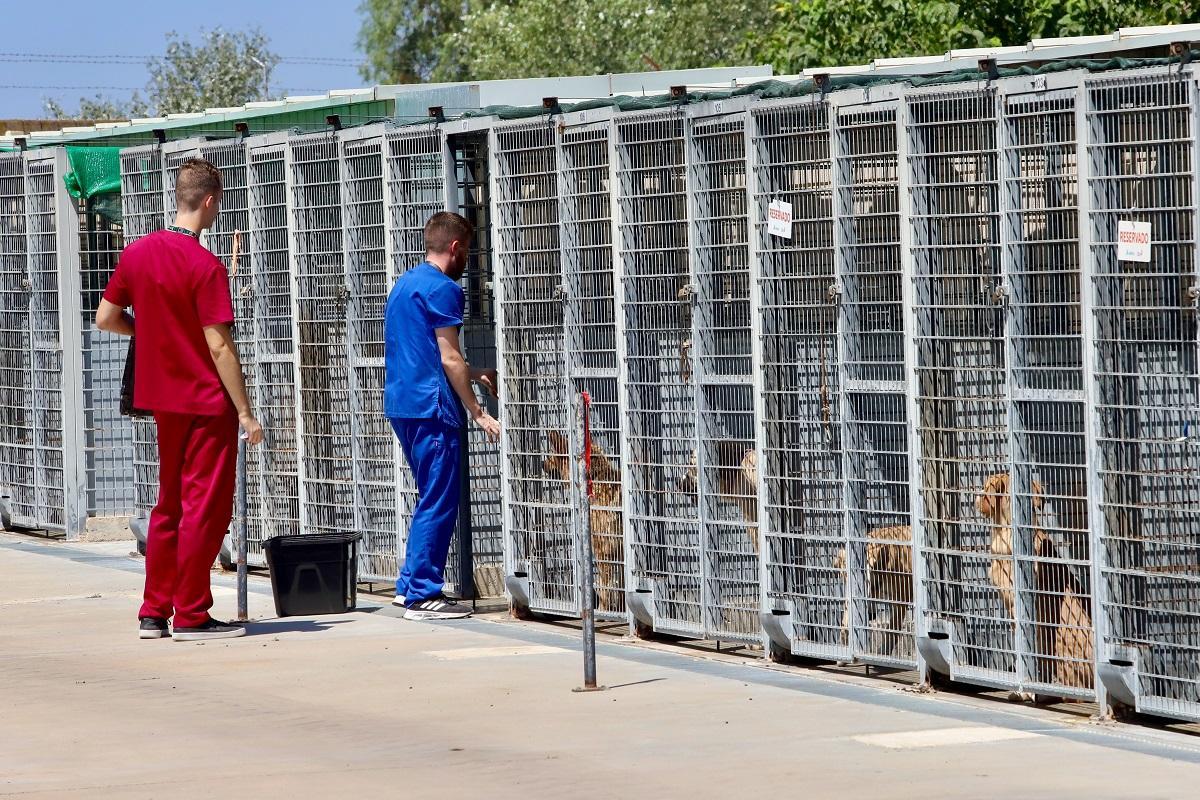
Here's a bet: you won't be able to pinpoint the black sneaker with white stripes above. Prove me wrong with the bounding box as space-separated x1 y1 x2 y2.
403 595 472 621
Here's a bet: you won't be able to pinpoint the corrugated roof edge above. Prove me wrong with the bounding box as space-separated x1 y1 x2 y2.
440 50 1196 124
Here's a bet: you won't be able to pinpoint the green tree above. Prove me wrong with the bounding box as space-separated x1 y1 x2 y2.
440 0 773 82
147 28 280 116
748 0 1200 75
357 0 468 84
358 0 773 84
44 93 149 121
44 28 279 120
743 0 989 74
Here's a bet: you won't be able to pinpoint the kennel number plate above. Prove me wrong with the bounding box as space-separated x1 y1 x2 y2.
1117 220 1152 263
768 199 793 239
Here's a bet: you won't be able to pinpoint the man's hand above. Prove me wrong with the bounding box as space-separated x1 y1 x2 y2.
472 408 501 443
239 412 265 446
472 367 499 399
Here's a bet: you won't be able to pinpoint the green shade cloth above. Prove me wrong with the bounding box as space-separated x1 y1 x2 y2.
64 145 122 223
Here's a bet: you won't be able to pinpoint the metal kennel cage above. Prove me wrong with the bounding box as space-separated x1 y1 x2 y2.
1085 68 1200 722
493 107 629 622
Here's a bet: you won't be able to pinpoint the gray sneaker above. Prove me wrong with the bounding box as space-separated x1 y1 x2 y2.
403 596 472 621
172 618 247 641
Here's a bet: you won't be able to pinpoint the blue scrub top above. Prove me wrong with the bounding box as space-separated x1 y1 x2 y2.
384 262 466 428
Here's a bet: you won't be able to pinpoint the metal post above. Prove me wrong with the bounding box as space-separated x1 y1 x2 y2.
574 392 604 692
236 435 249 622
457 432 476 604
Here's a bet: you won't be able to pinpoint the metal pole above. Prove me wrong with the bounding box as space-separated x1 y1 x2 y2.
574 392 604 692
236 435 248 622
456 425 475 605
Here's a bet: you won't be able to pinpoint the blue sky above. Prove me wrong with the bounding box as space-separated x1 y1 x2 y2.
1 0 366 118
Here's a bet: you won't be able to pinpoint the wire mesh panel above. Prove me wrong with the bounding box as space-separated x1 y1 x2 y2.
290 132 354 538
247 134 301 559
378 126 445 584
907 88 1021 688
0 153 33 528
751 100 844 657
449 131 503 597
340 127 397 583
690 111 759 643
1086 72 1200 720
616 111 703 637
117 145 165 538
493 121 576 614
1001 85 1095 698
77 192 133 521
833 96 917 667
561 118 626 620
23 150 84 533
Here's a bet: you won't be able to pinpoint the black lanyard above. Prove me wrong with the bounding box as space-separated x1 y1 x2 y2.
166 225 200 240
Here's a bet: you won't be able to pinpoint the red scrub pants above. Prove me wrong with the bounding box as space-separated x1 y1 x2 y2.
138 409 238 628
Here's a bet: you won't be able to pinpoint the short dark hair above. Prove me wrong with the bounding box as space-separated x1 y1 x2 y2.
176 158 222 211
424 211 473 254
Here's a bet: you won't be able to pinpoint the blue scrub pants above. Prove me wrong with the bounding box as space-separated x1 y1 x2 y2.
390 417 462 604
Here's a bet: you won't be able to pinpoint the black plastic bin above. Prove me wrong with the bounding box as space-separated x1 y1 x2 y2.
263 532 362 617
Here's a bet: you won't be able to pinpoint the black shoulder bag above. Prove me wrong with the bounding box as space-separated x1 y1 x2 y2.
120 337 151 419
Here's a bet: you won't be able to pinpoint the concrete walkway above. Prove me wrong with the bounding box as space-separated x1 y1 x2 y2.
2 532 1199 799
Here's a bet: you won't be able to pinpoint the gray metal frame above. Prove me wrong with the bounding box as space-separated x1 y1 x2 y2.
749 92 845 659
902 70 1104 702
19 149 86 536
615 105 704 638
0 152 33 531
288 130 353 541
561 109 628 622
1084 65 1200 722
339 123 401 584
246 131 303 562
493 107 631 623
830 83 918 669
75 174 134 524
492 115 579 616
615 98 762 643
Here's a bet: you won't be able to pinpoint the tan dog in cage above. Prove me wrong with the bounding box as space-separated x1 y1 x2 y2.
834 525 914 646
977 473 1094 690
677 441 760 551
543 431 625 612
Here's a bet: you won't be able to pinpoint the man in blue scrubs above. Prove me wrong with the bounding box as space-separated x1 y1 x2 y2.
385 212 500 620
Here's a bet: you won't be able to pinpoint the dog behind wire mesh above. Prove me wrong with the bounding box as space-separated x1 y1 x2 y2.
676 440 759 551
541 431 625 612
977 473 1093 690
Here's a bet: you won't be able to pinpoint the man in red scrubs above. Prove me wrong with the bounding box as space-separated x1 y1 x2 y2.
97 158 264 642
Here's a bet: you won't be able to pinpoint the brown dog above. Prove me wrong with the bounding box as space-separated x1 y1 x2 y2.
543 431 625 613
835 525 914 645
977 473 1094 689
677 440 759 551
